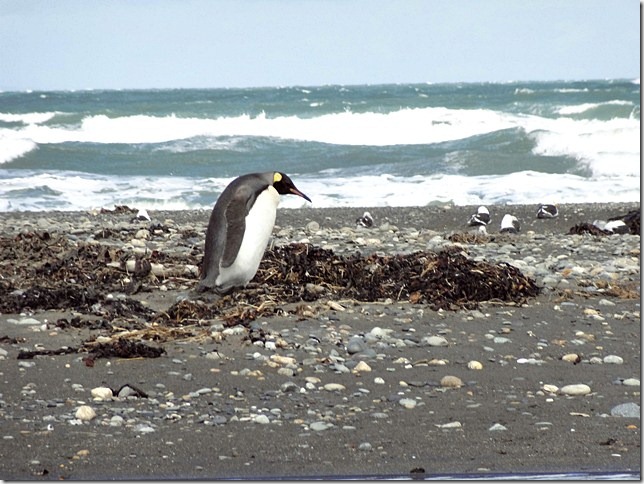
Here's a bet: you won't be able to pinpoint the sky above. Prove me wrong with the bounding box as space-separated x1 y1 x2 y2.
0 0 640 91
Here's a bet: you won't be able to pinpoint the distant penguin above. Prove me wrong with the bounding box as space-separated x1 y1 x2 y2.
603 219 630 234
536 204 558 219
500 214 520 234
356 211 374 228
197 172 311 294
466 206 490 234
468 206 491 227
133 208 151 222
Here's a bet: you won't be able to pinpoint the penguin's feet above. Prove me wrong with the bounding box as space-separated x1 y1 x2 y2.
182 285 224 303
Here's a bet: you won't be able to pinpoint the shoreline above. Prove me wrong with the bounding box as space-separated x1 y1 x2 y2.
0 202 640 479
0 200 639 236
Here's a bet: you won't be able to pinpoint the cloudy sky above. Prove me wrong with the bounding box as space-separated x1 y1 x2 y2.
0 0 639 90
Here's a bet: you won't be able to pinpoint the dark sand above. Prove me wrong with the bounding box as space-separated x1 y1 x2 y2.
0 202 640 480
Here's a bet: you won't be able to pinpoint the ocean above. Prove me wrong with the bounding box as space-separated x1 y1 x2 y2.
0 79 639 212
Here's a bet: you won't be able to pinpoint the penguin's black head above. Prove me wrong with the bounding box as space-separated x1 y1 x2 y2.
272 172 312 202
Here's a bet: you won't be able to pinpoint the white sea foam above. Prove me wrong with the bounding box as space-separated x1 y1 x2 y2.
297 171 640 208
0 135 38 163
1 107 638 180
8 109 512 145
0 108 574 146
0 172 203 212
556 100 633 115
1 169 639 212
526 117 639 177
0 111 58 124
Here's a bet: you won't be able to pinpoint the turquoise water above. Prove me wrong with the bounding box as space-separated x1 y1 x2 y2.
0 79 639 211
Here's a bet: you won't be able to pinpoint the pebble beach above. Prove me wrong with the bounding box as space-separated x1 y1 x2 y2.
0 202 640 480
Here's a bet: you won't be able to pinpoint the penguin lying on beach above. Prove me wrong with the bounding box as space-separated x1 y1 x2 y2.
500 214 520 234
356 211 374 228
196 172 311 294
467 206 491 233
467 206 491 227
536 204 559 219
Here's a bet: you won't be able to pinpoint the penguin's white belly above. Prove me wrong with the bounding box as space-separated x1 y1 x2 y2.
215 187 279 291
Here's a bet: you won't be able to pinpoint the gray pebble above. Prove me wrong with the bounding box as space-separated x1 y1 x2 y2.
424 336 448 347
358 442 372 451
310 421 334 431
610 403 640 418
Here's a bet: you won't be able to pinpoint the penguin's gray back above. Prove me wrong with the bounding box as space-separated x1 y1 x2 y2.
199 172 278 293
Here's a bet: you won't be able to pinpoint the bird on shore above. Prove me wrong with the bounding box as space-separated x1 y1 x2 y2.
594 219 630 234
196 172 311 294
467 206 491 233
356 211 374 228
604 220 630 234
536 204 559 219
131 207 151 222
500 214 520 234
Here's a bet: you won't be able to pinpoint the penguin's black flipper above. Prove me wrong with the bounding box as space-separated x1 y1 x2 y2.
220 184 259 268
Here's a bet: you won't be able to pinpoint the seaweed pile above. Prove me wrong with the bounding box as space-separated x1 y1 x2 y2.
0 232 161 317
260 243 539 309
0 228 541 328
157 243 542 326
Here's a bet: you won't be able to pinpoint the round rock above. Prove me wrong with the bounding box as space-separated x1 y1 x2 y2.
560 384 591 396
75 405 96 421
440 375 464 388
610 403 640 418
603 355 624 364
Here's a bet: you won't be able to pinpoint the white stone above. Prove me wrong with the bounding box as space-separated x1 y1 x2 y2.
352 361 372 373
90 387 113 400
425 336 449 347
323 383 346 392
603 355 624 365
467 360 483 370
489 423 507 431
310 421 334 431
435 421 462 429
369 327 392 338
399 398 417 409
269 355 296 366
254 415 270 424
135 229 150 240
562 354 581 363
542 384 559 394
560 384 591 396
134 424 155 433
440 375 464 388
109 415 124 426
75 405 96 421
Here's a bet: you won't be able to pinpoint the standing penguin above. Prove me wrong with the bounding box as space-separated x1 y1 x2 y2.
197 172 311 294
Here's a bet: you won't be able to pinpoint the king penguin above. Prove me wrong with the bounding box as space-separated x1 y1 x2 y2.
196 172 311 294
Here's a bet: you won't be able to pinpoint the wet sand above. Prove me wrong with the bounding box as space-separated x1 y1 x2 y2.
0 202 640 480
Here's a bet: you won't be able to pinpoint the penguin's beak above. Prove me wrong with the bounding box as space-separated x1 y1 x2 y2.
290 187 311 203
